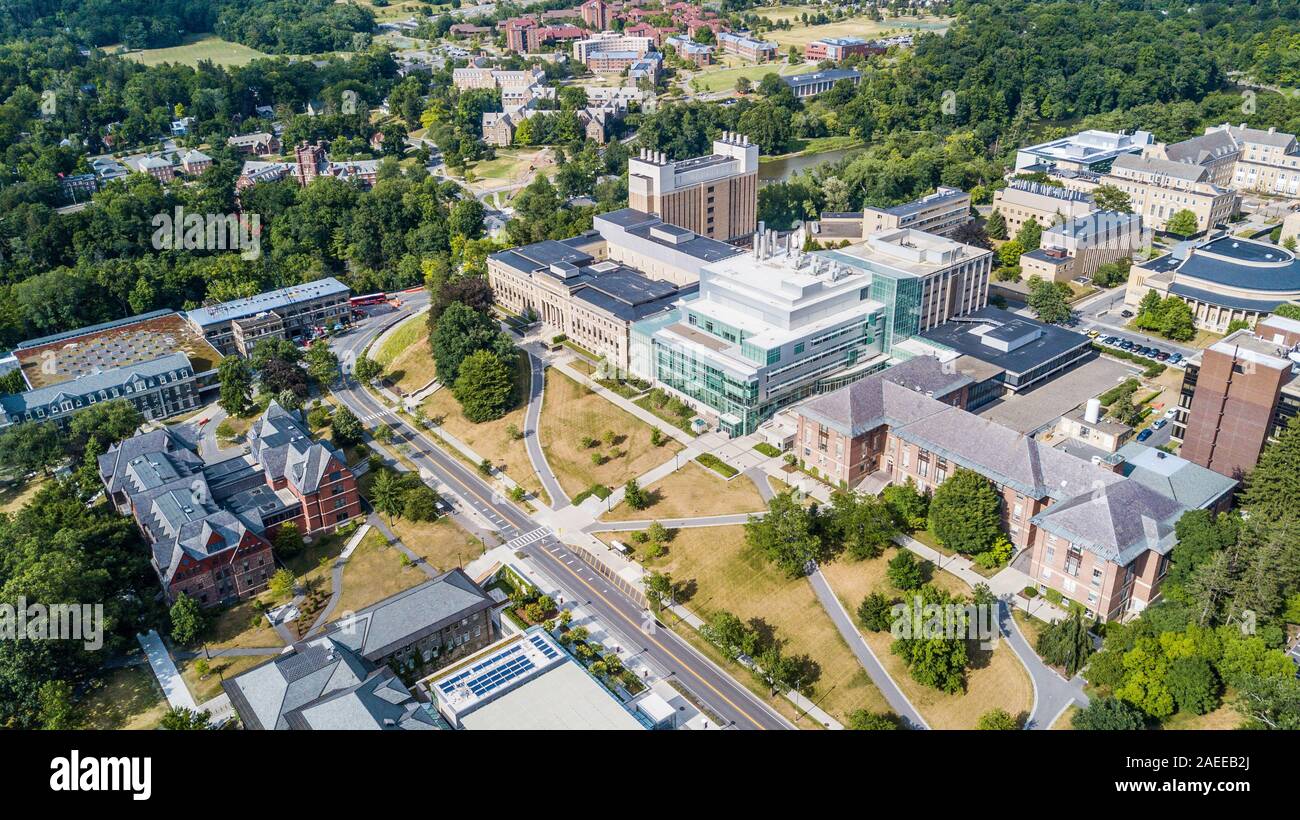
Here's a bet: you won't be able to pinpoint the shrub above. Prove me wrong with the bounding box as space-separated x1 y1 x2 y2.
695 453 738 478
857 592 895 632
887 550 926 591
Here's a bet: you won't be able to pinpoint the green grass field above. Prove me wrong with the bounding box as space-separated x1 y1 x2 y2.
120 35 270 67
756 9 951 49
689 60 820 93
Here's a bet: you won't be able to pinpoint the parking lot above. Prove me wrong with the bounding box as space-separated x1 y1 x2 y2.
1089 331 1189 369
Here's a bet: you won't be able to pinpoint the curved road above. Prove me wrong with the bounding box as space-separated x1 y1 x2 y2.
331 308 792 731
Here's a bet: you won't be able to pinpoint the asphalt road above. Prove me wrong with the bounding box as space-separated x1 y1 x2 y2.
329 305 793 731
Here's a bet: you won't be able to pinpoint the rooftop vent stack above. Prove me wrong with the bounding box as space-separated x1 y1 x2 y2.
1085 398 1101 424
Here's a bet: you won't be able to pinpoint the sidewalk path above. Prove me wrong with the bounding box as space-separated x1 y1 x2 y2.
584 512 759 533
523 352 569 509
137 629 197 711
807 567 930 729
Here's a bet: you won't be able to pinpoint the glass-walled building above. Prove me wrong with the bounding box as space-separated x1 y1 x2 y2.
639 232 888 436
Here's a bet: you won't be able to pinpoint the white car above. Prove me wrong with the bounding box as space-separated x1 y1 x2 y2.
1164 408 1177 419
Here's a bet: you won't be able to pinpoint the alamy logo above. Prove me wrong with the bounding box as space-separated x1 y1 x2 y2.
151 206 261 260
0 596 103 650
50 751 151 801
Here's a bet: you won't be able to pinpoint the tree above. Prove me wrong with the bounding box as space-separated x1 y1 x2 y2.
976 708 1019 730
306 340 340 384
985 209 1007 240
1240 416 1300 524
1092 184 1132 214
1072 697 1145 730
623 478 650 510
331 406 364 446
1116 636 1175 719
160 707 214 730
1013 217 1042 251
857 592 895 632
371 469 404 525
1167 656 1221 715
1036 609 1094 675
432 301 514 384
69 399 143 449
449 197 485 240
1027 275 1072 324
891 586 969 692
37 680 75 730
1235 673 1300 730
404 484 441 522
847 710 898 730
353 355 383 383
886 549 925 591
928 467 1002 554
269 567 296 599
169 594 205 646
217 356 253 415
645 571 674 610
646 521 669 544
882 479 929 530
700 610 759 660
0 421 63 474
745 491 823 577
1165 209 1198 238
830 491 897 560
452 350 514 422
735 76 752 94
274 521 305 559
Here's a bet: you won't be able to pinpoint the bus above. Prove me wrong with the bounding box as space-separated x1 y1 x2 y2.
349 292 388 307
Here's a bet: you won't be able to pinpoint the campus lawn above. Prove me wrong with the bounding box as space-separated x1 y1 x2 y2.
335 527 427 614
178 653 267 704
539 369 683 497
1052 704 1079 729
387 338 438 394
820 549 1035 729
78 665 169 730
602 462 767 521
756 12 951 48
388 514 486 574
605 524 892 725
689 59 819 93
121 35 269 67
761 134 863 160
420 354 542 494
201 596 284 652
1161 697 1243 730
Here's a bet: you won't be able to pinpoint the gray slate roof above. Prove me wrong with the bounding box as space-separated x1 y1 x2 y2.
326 569 493 661
1030 479 1185 564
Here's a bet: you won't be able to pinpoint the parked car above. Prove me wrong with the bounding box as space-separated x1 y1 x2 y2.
1120 309 1134 318
1087 330 1101 339
1156 352 1169 361
1121 340 1135 350
1169 352 1182 363
1103 336 1119 345
1165 407 1178 418
1137 428 1154 442
1153 419 1168 430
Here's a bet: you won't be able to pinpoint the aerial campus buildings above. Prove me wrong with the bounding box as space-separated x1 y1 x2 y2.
627 133 760 243
0 278 354 429
788 355 1234 621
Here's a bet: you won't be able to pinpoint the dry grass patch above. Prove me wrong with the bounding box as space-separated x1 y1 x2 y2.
602 463 766 521
539 369 683 497
336 528 427 614
390 515 485 573
820 552 1034 729
603 524 889 724
1052 704 1079 729
0 477 45 513
203 597 284 651
178 653 267 704
78 665 169 730
1162 697 1243 730
420 355 542 492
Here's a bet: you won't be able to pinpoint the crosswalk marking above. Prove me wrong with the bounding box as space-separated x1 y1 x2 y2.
504 527 552 550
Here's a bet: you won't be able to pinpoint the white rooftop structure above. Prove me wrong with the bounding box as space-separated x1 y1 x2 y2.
1015 129 1154 172
423 630 644 730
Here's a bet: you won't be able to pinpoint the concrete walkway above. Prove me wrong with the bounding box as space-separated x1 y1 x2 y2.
137 629 197 711
807 567 930 730
523 352 569 509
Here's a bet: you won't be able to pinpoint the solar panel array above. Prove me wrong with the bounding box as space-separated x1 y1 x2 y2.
529 633 560 660
438 644 536 699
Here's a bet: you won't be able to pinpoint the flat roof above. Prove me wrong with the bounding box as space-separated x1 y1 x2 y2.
920 307 1091 376
428 631 642 730
782 69 861 88
185 278 350 327
13 311 222 390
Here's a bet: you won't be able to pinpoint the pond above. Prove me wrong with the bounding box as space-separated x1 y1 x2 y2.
758 145 865 184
